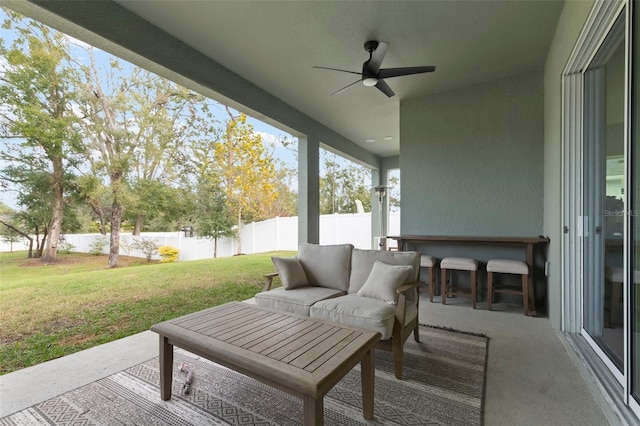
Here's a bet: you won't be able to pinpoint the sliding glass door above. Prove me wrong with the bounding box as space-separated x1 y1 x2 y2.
583 12 626 373
565 1 638 417
632 0 640 413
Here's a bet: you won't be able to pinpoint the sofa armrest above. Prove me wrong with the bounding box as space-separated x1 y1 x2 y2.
396 281 421 324
263 272 279 291
396 280 420 295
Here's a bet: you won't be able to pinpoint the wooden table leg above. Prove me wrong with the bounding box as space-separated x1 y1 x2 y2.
361 348 375 420
303 394 324 426
526 243 537 316
159 335 173 401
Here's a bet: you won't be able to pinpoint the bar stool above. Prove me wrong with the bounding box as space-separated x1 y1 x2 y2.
487 259 529 315
604 267 622 328
441 257 478 308
420 255 438 302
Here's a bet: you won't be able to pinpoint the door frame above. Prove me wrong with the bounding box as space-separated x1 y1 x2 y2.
561 0 631 400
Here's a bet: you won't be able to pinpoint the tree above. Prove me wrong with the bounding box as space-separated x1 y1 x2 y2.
214 107 280 254
0 204 31 254
188 126 235 257
0 219 29 254
261 135 298 218
74 49 210 267
73 174 110 234
1 10 300 262
264 166 298 218
195 182 234 258
0 11 83 261
126 180 192 232
9 169 52 256
125 82 206 234
320 151 372 214
387 172 401 212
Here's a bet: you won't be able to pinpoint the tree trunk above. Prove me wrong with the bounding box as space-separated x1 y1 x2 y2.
89 203 107 234
214 236 218 258
36 228 48 258
132 214 144 235
42 157 65 262
108 200 123 268
108 170 124 268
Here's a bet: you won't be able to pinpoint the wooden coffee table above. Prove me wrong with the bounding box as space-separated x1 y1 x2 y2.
151 301 381 425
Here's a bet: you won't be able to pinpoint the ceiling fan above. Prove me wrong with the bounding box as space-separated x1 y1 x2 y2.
313 40 436 97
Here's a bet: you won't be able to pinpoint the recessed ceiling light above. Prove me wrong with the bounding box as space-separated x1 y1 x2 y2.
365 138 375 143
384 136 393 141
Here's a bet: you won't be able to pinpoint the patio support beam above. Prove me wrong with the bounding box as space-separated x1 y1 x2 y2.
298 135 320 244
371 156 399 249
380 156 398 244
371 168 382 249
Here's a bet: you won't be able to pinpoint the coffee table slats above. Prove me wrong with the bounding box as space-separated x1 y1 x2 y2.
191 308 271 334
174 303 251 328
230 316 305 347
214 312 284 341
277 326 340 364
263 323 335 359
246 320 323 354
290 328 359 371
230 318 304 353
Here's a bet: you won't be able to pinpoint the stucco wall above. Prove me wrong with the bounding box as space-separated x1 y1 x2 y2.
543 0 594 330
400 71 544 236
399 72 549 308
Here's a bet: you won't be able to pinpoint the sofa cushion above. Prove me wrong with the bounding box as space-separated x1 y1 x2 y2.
348 249 420 294
310 294 417 340
357 261 413 304
254 286 345 316
271 256 308 289
297 243 353 291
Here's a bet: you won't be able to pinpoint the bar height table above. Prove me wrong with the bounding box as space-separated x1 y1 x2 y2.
389 235 550 316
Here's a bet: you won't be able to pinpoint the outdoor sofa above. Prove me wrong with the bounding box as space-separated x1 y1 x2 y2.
255 243 421 379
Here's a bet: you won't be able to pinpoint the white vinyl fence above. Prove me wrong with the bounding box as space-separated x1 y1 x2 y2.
1 212 400 261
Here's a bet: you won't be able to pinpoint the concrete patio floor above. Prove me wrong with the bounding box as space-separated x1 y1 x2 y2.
0 294 618 425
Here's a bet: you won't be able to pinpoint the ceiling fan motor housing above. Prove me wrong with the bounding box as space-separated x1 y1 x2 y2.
363 40 379 53
362 62 378 85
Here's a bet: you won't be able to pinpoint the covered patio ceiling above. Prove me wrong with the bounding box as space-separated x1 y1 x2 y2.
6 0 564 159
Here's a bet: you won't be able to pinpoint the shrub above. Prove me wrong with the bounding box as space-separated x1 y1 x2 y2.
133 238 159 262
89 236 108 256
57 240 75 254
158 245 179 263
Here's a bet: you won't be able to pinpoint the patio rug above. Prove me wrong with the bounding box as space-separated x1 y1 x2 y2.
0 325 488 426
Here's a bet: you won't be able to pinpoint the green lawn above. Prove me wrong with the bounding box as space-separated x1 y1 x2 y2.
0 250 292 374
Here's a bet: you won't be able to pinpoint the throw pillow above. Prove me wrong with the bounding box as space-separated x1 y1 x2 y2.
297 243 353 291
357 260 413 304
271 256 308 290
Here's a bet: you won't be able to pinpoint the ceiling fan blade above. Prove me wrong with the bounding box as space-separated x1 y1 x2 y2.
367 41 389 73
379 66 436 79
331 79 361 96
313 65 362 76
375 79 395 97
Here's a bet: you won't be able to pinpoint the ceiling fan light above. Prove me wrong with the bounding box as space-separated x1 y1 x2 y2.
362 77 378 87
